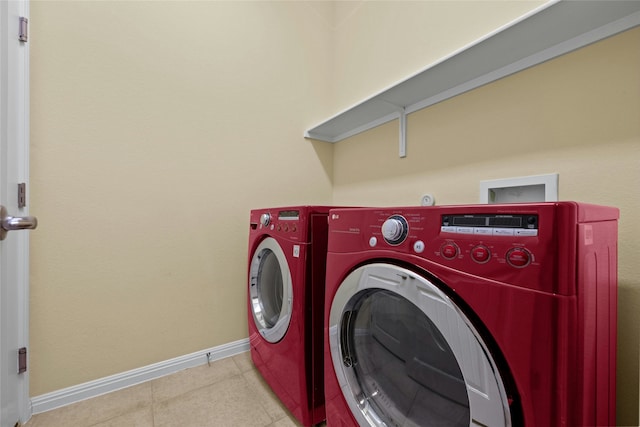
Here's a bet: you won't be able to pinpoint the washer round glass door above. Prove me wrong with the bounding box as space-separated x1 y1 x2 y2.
249 237 293 343
329 263 511 427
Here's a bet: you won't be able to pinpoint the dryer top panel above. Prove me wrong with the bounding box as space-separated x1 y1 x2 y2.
250 206 333 244
326 202 618 295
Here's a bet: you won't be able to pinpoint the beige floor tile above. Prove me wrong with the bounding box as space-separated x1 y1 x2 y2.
268 416 301 427
153 376 272 427
151 356 241 403
241 368 290 421
232 350 254 373
26 382 152 427
25 354 317 427
91 406 154 427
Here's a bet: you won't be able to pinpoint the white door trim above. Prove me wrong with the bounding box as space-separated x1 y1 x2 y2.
0 0 32 424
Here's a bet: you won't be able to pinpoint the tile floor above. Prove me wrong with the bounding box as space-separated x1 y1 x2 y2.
26 352 322 427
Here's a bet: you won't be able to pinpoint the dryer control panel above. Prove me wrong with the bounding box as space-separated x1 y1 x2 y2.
441 214 538 237
327 204 564 294
439 213 539 268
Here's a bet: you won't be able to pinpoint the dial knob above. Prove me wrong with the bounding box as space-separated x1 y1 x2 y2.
440 242 459 260
506 247 531 268
260 213 271 227
471 245 491 263
381 215 408 245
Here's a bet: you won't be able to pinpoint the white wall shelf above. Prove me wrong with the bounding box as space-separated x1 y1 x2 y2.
304 0 640 158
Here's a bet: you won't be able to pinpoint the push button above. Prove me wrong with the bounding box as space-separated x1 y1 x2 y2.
493 228 515 236
471 245 491 263
441 243 459 260
507 248 531 268
515 229 537 236
455 227 474 234
474 228 493 236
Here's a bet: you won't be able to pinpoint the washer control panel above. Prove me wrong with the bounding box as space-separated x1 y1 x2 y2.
251 209 304 240
364 211 541 270
438 213 538 268
441 213 538 237
327 205 568 293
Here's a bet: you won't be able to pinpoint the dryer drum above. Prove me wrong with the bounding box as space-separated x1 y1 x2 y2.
329 264 511 427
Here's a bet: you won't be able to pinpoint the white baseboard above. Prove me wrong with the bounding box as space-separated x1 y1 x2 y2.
30 338 250 415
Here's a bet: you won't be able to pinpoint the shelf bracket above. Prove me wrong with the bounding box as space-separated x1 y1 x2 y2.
378 99 407 158
398 108 407 158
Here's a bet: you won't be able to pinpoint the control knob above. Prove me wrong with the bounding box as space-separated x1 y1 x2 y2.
381 215 408 245
440 242 459 260
260 213 272 227
471 245 491 264
507 247 531 268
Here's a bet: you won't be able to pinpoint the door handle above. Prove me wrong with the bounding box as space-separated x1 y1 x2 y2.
0 205 37 240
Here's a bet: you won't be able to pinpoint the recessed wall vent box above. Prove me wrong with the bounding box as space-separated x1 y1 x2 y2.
480 173 558 204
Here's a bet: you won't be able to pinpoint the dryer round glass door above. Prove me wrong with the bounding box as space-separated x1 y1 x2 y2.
249 237 293 343
328 263 511 427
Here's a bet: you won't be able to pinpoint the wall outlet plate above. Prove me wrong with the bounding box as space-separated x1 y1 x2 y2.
480 173 558 204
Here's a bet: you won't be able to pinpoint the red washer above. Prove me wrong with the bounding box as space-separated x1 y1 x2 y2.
248 206 331 426
324 202 618 427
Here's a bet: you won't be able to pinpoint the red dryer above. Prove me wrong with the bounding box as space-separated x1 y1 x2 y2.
248 206 330 426
323 202 618 426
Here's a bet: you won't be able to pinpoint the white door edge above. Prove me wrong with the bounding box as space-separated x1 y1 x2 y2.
0 0 32 424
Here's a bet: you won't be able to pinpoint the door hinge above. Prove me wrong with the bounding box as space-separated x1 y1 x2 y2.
18 347 27 374
17 183 26 208
19 17 28 43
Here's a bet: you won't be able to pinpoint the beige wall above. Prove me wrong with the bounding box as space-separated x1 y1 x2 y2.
330 0 547 113
29 1 334 396
29 0 639 425
332 24 640 426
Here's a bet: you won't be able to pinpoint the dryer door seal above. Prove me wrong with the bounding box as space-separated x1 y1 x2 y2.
249 237 293 343
328 263 511 427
